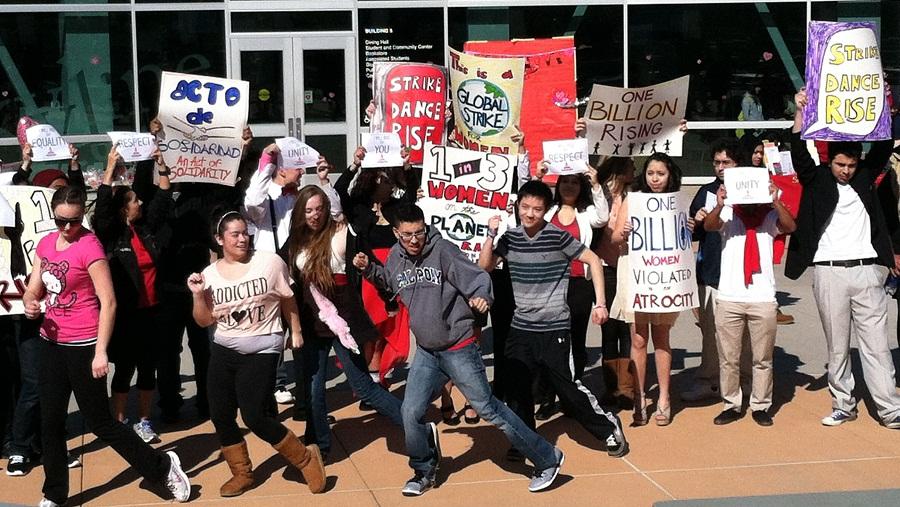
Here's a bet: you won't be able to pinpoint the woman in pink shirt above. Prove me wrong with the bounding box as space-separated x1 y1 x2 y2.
23 186 189 507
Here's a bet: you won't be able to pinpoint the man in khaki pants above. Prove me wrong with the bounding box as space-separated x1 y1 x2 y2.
703 178 796 426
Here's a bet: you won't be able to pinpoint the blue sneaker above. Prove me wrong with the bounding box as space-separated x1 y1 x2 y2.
883 414 900 430
528 448 564 492
821 409 857 426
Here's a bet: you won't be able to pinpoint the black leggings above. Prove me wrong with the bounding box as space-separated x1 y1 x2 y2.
110 306 158 393
207 343 289 447
40 341 170 504
600 265 631 359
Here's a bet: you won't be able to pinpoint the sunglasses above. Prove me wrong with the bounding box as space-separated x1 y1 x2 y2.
54 216 83 228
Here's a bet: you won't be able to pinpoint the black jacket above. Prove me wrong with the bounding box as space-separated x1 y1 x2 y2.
689 177 724 288
93 182 173 310
784 131 894 280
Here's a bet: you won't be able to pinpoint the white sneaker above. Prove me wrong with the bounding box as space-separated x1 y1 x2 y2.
680 382 719 402
821 409 857 426
274 387 295 404
133 419 160 444
38 498 61 507
164 451 191 502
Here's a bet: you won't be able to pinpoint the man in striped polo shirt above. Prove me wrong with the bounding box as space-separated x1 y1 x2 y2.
479 180 628 458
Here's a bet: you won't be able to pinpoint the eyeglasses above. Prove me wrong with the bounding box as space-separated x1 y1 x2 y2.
397 230 426 241
54 216 82 228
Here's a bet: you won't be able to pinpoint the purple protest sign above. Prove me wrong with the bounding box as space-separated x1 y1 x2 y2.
802 21 890 141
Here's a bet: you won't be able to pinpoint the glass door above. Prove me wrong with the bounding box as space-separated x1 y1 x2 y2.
231 35 357 170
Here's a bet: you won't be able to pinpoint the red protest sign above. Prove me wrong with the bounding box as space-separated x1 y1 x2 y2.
464 38 577 178
373 63 448 165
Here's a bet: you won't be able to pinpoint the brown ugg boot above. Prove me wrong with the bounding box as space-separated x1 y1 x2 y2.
273 431 326 493
220 441 254 497
616 358 636 408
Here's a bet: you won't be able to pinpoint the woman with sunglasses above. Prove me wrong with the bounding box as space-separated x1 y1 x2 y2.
23 185 190 507
187 211 326 497
91 144 173 443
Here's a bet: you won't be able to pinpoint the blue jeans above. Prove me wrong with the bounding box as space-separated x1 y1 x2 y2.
403 342 558 474
303 336 402 452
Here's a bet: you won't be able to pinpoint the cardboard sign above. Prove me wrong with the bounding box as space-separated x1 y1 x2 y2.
25 125 70 162
542 138 588 175
275 137 320 168
627 192 698 313
361 132 404 168
585 76 689 157
419 143 516 262
448 48 525 155
0 186 59 315
108 132 156 162
372 63 448 165
802 21 890 141
724 167 773 205
464 39 577 176
157 72 249 186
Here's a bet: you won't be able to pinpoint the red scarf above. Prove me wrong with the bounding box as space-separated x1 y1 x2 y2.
732 205 770 287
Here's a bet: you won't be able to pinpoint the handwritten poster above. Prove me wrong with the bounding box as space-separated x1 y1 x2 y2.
419 143 515 262
586 76 689 157
724 167 772 205
275 137 320 168
361 132 404 168
802 21 889 141
449 48 525 155
157 72 249 186
108 132 156 162
25 125 70 162
372 62 447 165
464 39 577 176
543 138 588 175
627 192 698 313
0 186 58 315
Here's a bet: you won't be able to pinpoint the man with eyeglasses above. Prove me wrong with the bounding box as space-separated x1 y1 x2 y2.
353 203 563 497
683 139 752 403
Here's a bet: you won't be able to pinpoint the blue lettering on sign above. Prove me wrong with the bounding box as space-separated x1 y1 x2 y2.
187 108 214 125
169 79 241 107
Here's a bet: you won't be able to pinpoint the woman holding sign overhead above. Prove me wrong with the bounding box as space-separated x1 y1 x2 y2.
610 153 691 426
92 143 173 444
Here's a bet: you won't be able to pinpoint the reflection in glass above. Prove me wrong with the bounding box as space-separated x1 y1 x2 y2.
0 12 133 137
304 50 346 123
241 51 284 124
629 3 806 122
136 11 226 129
306 134 346 171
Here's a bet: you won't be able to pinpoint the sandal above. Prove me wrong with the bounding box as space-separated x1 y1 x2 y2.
654 404 671 426
633 396 649 426
441 402 460 426
463 403 480 424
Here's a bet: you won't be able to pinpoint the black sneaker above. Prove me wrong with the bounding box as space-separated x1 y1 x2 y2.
6 455 30 476
535 402 558 421
751 410 773 427
401 471 435 496
605 416 630 457
713 409 742 425
67 453 81 469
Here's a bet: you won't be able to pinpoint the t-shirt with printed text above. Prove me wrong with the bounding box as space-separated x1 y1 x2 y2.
202 251 294 340
36 230 107 345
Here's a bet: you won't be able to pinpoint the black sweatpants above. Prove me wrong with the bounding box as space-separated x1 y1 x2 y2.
111 305 159 393
505 327 621 440
40 340 170 504
207 343 289 447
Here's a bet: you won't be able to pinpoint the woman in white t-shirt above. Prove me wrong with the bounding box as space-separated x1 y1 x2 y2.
187 212 325 497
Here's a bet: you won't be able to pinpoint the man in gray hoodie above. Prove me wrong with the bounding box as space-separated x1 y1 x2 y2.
353 203 563 497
